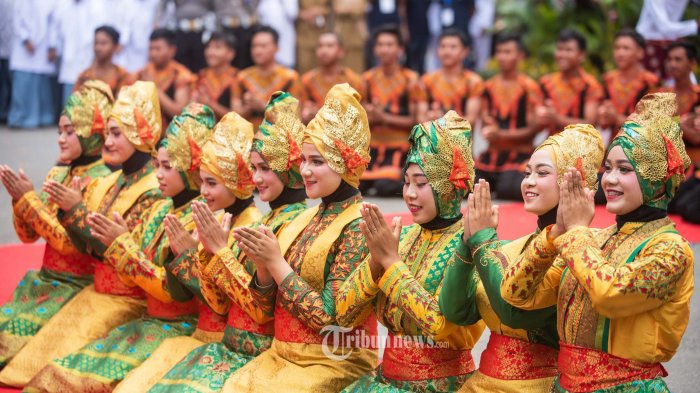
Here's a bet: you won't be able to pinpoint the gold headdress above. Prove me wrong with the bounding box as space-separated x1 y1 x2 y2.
109 81 162 154
62 80 114 156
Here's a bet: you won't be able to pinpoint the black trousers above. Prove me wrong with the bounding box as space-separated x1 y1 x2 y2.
175 30 207 73
223 25 256 70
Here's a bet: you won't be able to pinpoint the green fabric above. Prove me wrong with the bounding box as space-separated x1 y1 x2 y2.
552 376 670 393
609 121 677 210
342 366 474 393
0 269 92 367
467 228 559 348
437 240 481 327
148 327 272 393
52 316 196 386
63 96 103 157
405 114 473 220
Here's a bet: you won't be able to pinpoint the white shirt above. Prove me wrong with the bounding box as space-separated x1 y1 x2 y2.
9 0 57 74
0 0 14 59
112 0 159 72
51 0 112 84
257 0 298 68
636 0 698 40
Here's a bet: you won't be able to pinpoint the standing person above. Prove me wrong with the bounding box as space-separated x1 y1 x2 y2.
1 81 163 388
337 111 486 392
7 0 58 129
361 24 425 196
215 0 260 70
258 0 298 69
405 0 430 74
364 0 403 69
419 27 483 125
503 93 694 393
300 32 364 123
536 29 603 135
135 28 196 125
22 104 216 392
233 26 304 129
117 0 159 73
164 0 212 73
0 81 113 372
333 0 369 73
0 0 13 123
598 29 659 139
448 125 605 393
663 41 700 224
74 26 131 97
636 0 699 80
295 0 330 75
469 0 496 71
475 33 543 201
194 32 238 120
50 0 110 107
224 84 377 392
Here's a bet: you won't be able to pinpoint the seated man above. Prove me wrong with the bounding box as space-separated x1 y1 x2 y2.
74 25 131 97
194 32 238 120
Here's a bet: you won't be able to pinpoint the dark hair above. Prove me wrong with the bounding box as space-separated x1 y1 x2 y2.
95 25 120 45
615 28 645 49
438 28 470 48
557 29 587 51
319 31 344 48
149 28 176 46
372 24 404 47
251 25 279 45
668 41 698 62
206 31 237 50
495 32 525 52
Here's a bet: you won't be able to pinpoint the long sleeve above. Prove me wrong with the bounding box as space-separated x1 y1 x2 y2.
554 226 693 319
439 241 481 327
335 259 380 328
167 247 206 302
12 191 79 255
276 220 369 332
647 0 698 38
200 248 271 323
501 226 563 310
379 261 463 340
469 228 557 330
104 231 173 303
14 1 31 43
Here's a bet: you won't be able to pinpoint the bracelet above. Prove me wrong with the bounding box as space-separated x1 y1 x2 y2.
254 276 276 290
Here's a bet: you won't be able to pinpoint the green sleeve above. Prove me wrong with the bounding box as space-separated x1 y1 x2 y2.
439 240 481 326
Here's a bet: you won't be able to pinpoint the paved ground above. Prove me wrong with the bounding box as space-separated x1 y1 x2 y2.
0 126 698 391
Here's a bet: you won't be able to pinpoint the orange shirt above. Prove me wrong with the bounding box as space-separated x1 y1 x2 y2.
603 69 658 117
74 63 131 97
539 68 603 120
421 69 484 117
136 60 195 99
301 67 364 105
234 64 304 127
195 65 239 113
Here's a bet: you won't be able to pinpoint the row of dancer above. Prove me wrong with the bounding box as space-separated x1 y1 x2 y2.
0 80 694 392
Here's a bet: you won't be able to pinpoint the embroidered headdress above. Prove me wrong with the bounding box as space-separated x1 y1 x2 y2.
109 81 162 154
62 80 114 156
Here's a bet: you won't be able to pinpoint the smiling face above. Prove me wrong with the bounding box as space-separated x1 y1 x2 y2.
602 145 644 215
521 148 560 215
154 147 186 198
250 151 284 202
613 35 644 71
57 115 83 163
251 32 277 67
102 118 136 165
554 39 585 73
403 164 438 224
204 39 235 69
437 36 468 69
300 143 342 199
199 168 237 211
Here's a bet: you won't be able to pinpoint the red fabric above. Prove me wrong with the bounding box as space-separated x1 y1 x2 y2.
479 333 558 380
0 243 43 302
382 333 475 381
391 203 700 242
273 307 378 346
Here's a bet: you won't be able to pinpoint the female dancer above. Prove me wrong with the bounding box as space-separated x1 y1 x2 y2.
503 93 694 392
225 84 377 392
337 111 485 392
444 124 604 392
1 81 163 387
0 80 113 370
24 104 216 391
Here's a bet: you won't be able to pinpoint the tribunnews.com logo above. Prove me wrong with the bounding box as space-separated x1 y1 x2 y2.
320 325 450 361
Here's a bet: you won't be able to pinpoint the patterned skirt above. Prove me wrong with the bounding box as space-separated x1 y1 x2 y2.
552 376 670 393
342 366 473 393
24 315 196 392
0 269 92 368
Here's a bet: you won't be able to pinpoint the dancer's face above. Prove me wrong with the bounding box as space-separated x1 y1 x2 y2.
57 115 83 163
300 143 342 199
521 148 559 215
103 119 136 165
199 168 236 211
403 164 438 224
250 151 284 202
154 147 185 198
602 145 643 215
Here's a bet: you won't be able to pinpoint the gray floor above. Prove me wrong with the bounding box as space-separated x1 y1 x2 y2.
0 126 698 392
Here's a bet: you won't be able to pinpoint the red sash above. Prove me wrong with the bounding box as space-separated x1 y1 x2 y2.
479 333 558 380
227 302 274 336
146 295 197 319
558 342 667 392
274 307 377 346
196 302 227 333
94 263 145 298
42 245 96 277
381 333 475 382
